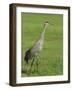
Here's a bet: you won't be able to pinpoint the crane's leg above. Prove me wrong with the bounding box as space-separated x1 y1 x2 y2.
29 57 35 73
35 56 40 73
36 58 38 73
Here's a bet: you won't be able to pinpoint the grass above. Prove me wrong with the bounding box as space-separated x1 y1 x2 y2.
21 13 63 77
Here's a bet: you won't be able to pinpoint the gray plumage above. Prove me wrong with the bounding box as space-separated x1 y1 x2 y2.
24 21 48 65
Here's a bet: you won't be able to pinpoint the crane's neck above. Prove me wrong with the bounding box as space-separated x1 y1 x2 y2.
40 24 48 39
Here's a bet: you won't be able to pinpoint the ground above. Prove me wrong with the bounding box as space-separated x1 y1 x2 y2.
21 13 63 77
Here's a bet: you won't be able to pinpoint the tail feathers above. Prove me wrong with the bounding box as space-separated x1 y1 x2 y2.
24 58 28 64
24 49 31 64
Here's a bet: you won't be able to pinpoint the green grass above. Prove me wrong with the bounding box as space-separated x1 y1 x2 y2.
21 13 63 77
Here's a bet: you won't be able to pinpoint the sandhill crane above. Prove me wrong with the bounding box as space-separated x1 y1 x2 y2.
24 21 49 72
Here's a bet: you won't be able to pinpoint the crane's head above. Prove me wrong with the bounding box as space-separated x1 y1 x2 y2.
44 21 49 26
43 21 49 30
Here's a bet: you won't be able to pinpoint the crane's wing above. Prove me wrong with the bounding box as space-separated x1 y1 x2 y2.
31 39 44 55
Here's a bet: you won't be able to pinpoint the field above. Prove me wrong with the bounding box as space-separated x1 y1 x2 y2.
21 13 63 77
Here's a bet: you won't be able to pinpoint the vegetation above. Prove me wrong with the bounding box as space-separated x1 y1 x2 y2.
21 13 63 77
